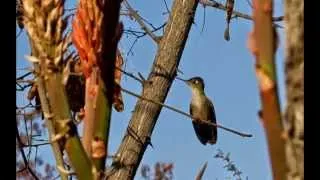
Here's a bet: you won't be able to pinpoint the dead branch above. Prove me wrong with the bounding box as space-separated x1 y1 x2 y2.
123 0 162 43
200 0 283 22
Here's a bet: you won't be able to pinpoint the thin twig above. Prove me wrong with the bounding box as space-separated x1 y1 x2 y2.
16 83 32 91
34 146 38 170
201 6 206 34
16 124 40 180
124 0 161 43
124 23 166 38
17 72 33 80
123 23 166 56
127 38 139 56
17 67 34 71
162 0 170 14
16 79 35 84
115 67 144 84
200 0 283 22
124 29 145 36
120 87 253 138
16 29 24 39
246 0 253 9
139 16 157 30
22 142 51 148
64 8 76 12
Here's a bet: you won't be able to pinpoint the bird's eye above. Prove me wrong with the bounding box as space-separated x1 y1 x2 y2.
194 80 198 84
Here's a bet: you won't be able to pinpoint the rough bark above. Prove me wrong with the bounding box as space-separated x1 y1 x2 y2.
108 0 199 179
283 0 304 180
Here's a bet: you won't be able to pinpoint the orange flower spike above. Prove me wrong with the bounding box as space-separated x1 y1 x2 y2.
79 0 88 16
72 30 87 62
77 8 90 37
252 0 259 10
88 47 98 66
86 0 94 22
81 60 91 78
92 0 100 23
94 29 102 52
73 15 89 53
79 6 93 41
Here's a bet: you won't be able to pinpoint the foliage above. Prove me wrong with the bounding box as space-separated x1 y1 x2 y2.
141 162 174 180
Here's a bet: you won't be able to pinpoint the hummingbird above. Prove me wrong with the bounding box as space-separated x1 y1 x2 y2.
177 76 217 145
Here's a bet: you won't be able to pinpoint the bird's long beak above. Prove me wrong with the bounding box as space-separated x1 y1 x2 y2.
176 76 188 83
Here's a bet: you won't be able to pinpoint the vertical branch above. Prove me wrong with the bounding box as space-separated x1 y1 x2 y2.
248 0 287 179
283 0 304 179
108 0 200 179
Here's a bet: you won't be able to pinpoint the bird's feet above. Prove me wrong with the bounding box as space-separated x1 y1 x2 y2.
192 117 202 123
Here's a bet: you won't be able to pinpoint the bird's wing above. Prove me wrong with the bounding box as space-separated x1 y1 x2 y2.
207 98 216 123
206 98 217 144
190 103 208 145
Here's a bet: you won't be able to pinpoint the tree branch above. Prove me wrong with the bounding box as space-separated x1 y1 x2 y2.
16 124 40 180
115 67 144 84
121 87 252 137
200 0 283 22
124 0 162 43
115 67 252 137
108 0 200 179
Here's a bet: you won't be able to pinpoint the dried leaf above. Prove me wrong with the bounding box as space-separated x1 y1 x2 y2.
27 83 38 101
113 49 124 112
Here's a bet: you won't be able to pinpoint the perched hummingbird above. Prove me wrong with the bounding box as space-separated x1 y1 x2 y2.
177 76 217 145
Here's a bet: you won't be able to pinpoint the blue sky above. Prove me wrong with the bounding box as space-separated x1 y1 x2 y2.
17 0 286 179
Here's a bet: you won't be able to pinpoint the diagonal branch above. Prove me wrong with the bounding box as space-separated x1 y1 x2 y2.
124 0 162 43
113 67 252 137
121 87 252 137
108 0 200 179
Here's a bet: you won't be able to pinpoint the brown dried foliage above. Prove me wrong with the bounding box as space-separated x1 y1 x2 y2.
141 162 174 180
